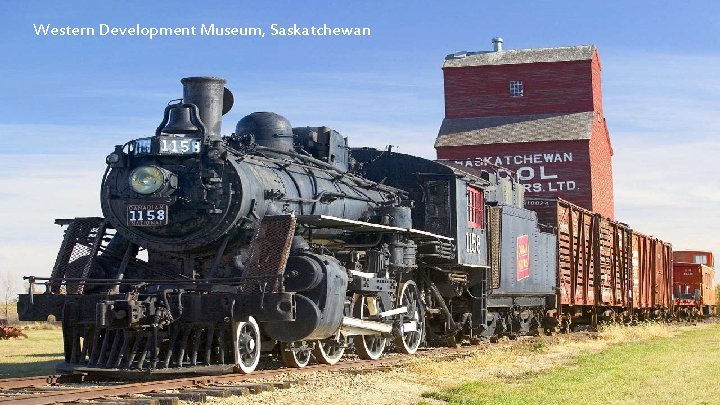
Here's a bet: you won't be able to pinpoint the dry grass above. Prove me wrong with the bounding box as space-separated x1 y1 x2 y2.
211 322 689 405
0 329 64 377
0 304 19 323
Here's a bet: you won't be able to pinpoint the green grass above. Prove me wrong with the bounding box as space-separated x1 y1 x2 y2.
0 329 64 378
423 324 720 404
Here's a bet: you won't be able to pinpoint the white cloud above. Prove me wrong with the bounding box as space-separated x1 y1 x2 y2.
0 153 105 285
606 52 720 257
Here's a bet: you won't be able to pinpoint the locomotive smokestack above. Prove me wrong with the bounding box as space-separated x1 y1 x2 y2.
181 77 226 141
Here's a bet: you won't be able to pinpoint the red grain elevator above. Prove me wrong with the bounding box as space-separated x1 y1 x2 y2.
435 38 615 218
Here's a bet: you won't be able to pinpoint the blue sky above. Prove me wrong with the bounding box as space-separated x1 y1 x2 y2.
1 1 719 286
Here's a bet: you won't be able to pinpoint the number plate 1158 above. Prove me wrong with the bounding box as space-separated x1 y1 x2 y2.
127 204 168 226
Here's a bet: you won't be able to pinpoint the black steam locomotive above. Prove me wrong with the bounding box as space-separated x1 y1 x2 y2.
18 77 557 375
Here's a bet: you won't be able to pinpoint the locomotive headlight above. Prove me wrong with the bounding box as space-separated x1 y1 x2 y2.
129 165 170 195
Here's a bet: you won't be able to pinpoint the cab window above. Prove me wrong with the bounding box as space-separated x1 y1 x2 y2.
467 186 484 228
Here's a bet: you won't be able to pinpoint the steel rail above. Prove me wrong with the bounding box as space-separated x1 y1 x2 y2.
0 348 447 405
0 376 60 390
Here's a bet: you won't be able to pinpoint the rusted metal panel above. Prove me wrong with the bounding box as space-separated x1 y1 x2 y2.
705 265 717 307
243 214 297 293
631 232 673 310
595 216 631 307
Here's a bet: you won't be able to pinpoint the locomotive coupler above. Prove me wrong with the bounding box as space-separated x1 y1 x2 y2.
96 298 150 328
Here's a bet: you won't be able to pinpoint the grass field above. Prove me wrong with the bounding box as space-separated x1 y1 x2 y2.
423 323 720 404
0 328 64 378
0 320 718 405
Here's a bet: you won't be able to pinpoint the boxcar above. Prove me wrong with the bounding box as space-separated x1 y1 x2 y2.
525 197 672 327
631 231 673 318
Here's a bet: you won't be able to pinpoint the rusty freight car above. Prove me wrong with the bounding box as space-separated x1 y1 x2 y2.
631 231 673 318
525 197 672 329
672 250 716 318
525 198 631 329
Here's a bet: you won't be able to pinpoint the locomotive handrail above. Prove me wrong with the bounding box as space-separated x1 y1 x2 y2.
24 275 285 291
296 214 454 241
26 276 282 283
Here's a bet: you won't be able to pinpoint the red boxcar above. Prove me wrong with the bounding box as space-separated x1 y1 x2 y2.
526 197 672 328
631 232 673 316
673 250 716 317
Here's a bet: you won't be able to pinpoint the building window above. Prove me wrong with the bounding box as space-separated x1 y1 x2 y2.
509 80 524 97
467 186 484 228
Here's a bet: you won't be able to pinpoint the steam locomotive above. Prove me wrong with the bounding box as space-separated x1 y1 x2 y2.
17 76 667 377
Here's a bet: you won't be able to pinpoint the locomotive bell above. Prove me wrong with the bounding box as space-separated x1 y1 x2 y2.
162 104 199 134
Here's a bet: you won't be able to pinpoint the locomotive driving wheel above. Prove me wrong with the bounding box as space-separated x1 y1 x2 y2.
394 280 425 354
233 316 261 374
312 334 345 365
280 341 312 368
352 295 387 360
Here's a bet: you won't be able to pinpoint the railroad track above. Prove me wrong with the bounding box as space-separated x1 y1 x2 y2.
0 328 661 405
0 348 445 405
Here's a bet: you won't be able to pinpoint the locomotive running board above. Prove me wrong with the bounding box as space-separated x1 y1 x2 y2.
296 215 454 241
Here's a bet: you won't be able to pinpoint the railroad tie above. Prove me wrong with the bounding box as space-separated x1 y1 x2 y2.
145 392 207 402
136 396 179 405
270 381 294 389
206 385 251 396
190 388 232 398
81 399 159 405
224 382 274 393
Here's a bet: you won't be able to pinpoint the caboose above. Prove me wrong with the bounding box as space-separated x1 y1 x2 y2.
673 250 716 319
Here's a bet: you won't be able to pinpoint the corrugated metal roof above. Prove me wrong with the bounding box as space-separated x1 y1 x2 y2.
434 112 594 147
443 45 596 68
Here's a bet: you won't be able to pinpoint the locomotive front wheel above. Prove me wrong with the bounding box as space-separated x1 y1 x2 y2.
394 281 425 354
312 335 345 365
352 296 387 360
233 316 261 374
280 341 312 368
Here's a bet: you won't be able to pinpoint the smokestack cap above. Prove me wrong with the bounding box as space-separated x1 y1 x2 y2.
491 37 504 52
